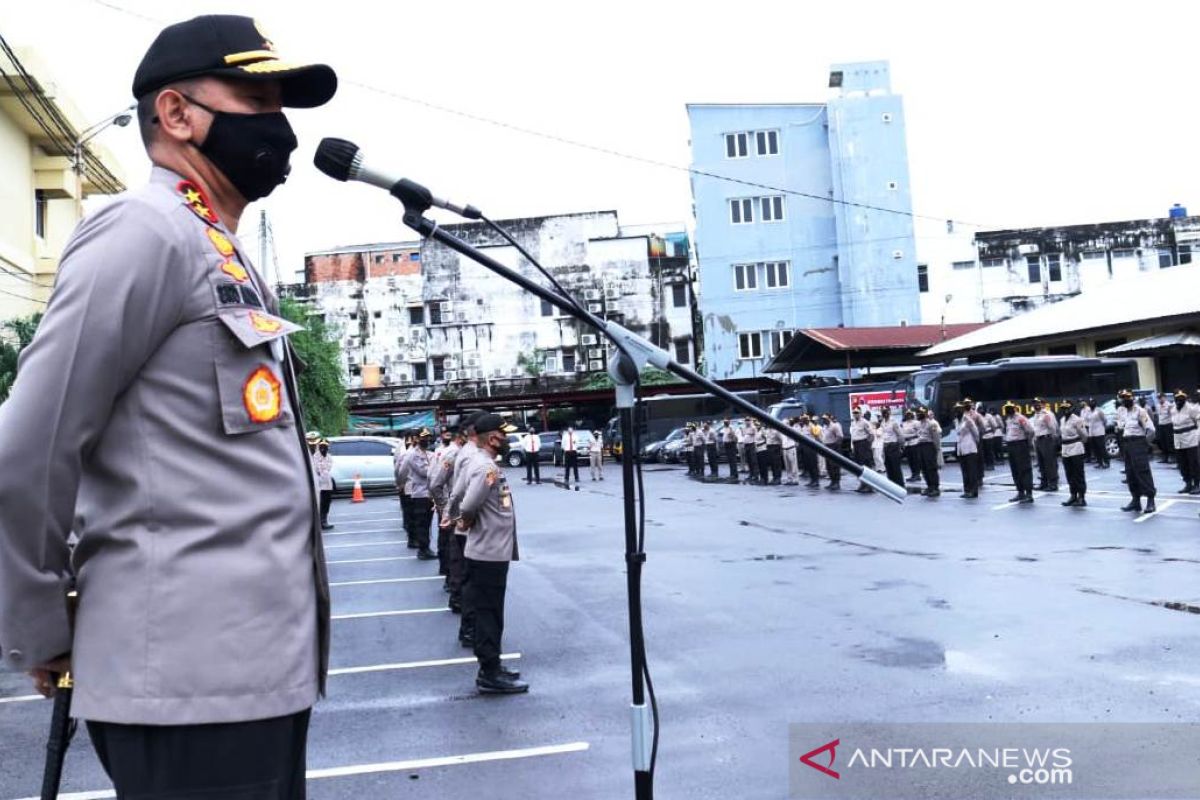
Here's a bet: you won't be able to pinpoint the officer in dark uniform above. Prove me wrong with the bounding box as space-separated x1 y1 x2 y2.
703 421 720 478
1118 389 1157 513
720 418 739 481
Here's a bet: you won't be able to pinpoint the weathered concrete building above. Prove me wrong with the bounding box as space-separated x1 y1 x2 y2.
292 211 696 391
917 207 1200 324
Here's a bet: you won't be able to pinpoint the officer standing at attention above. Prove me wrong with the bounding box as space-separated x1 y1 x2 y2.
521 426 542 485
1059 401 1089 507
878 407 905 487
1171 390 1200 494
1118 389 1157 513
849 406 874 493
315 438 335 530
401 429 438 561
0 15 337 796
721 418 739 482
763 422 783 485
781 418 800 485
820 414 844 490
915 407 942 497
430 428 461 583
691 423 707 480
901 409 921 483
457 414 528 694
1157 392 1175 464
975 402 996 471
702 421 720 478
561 425 582 490
1031 398 1060 492
1084 398 1109 468
448 412 484 625
955 402 982 499
740 418 758 484
799 415 820 487
396 433 418 549
1003 401 1035 503
589 429 605 481
753 422 771 485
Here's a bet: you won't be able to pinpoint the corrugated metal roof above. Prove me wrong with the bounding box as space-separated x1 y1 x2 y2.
1099 331 1200 355
801 323 990 351
921 266 1200 357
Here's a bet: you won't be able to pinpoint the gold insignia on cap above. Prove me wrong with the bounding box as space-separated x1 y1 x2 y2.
220 261 249 283
207 228 236 257
243 365 282 423
249 311 283 334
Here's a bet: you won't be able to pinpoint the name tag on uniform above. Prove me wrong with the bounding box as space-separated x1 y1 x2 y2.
500 481 513 509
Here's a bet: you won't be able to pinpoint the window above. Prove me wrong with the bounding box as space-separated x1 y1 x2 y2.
373 254 383 264
1081 251 1106 261
1158 249 1174 269
34 190 47 239
1112 248 1135 259
392 253 402 263
1046 253 1062 281
1026 255 1042 283
1047 344 1077 356
429 303 443 325
724 132 748 158
733 263 758 291
1180 245 1193 265
410 252 420 261
737 332 763 360
671 283 687 308
764 261 790 288
951 260 975 270
540 298 554 317
769 329 794 357
981 257 1006 268
431 356 446 382
562 351 576 372
760 195 785 222
408 306 424 325
917 263 929 293
544 355 558 373
412 362 428 382
373 310 382 319
674 339 690 364
729 198 754 224
755 129 779 156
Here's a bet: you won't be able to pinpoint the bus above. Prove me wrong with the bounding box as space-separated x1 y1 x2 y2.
768 380 907 429
899 356 1141 457
605 389 776 456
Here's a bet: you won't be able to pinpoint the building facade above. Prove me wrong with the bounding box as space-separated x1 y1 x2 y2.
917 207 1200 324
0 45 125 322
292 211 696 392
687 60 920 380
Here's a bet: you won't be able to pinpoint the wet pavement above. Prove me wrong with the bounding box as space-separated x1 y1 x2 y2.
1 455 1198 799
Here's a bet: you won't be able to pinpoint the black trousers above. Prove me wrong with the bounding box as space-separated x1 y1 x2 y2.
1063 453 1086 497
691 446 704 476
883 442 904 486
756 449 770 482
409 497 432 550
958 451 982 494
451 533 468 615
904 444 919 478
436 512 451 576
1123 437 1156 500
743 444 758 481
88 709 310 799
920 441 940 490
724 442 739 477
1178 445 1200 487
318 489 332 524
399 492 414 541
1158 423 1175 459
981 437 995 470
852 439 872 469
1088 435 1110 467
801 446 819 483
464 558 510 673
826 450 842 485
525 455 540 483
767 444 783 482
992 437 1005 465
1035 435 1059 489
564 452 580 484
706 443 720 475
1007 439 1034 496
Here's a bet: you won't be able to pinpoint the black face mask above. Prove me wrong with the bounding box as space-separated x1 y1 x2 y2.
495 436 511 457
1123 399 1134 409
184 94 297 202
1176 399 1186 410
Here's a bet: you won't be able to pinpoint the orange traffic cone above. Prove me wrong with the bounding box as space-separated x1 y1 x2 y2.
351 475 365 503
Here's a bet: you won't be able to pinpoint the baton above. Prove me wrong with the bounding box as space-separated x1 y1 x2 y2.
40 587 78 800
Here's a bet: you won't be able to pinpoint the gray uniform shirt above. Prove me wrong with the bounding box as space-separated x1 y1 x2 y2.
0 168 326 725
448 439 482 529
402 446 432 498
429 441 460 504
460 453 519 562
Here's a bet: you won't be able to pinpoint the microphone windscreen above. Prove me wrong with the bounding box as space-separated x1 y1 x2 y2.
314 137 359 181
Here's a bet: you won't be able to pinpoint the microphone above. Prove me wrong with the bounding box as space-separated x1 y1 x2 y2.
313 137 482 220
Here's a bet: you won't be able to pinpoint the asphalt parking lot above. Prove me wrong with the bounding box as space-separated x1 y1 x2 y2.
2 454 1199 799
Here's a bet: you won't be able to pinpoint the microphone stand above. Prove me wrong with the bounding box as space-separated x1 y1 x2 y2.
395 198 905 800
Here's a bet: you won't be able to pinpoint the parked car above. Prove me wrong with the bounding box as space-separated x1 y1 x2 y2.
661 435 689 464
504 432 556 468
327 436 404 493
640 427 686 463
552 430 596 466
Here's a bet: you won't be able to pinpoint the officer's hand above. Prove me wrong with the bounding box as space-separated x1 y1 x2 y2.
29 654 71 698
457 515 474 532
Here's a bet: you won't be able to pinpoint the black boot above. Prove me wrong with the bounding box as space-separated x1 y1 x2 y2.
476 669 529 694
1121 500 1142 512
417 548 437 561
1077 496 1087 507
1145 497 1157 513
1062 494 1077 507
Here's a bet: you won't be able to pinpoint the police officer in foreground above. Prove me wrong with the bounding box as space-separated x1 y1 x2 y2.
849 406 874 493
1170 390 1200 494
1003 401 1035 503
0 15 336 797
915 407 942 497
1059 400 1089 507
820 414 844 490
702 421 720 478
457 414 527 694
1119 389 1157 513
1031 398 1060 492
720 418 739 482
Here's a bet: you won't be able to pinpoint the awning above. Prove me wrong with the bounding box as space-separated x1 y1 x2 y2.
1098 330 1200 357
349 409 437 432
764 323 990 373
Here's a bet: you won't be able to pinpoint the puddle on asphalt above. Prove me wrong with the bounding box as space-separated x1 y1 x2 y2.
853 637 945 669
926 597 951 610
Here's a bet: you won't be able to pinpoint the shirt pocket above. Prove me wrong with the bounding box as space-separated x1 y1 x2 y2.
211 303 302 436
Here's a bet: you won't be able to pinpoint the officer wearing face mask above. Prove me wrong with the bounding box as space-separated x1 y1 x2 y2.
0 15 337 798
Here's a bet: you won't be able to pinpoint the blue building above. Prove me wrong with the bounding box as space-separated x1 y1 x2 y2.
686 61 920 379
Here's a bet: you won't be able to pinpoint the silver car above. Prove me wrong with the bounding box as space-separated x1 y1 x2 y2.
327 436 404 493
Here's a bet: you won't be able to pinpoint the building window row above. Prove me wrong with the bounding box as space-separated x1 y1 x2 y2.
724 129 780 159
737 329 794 360
729 195 785 225
733 260 791 291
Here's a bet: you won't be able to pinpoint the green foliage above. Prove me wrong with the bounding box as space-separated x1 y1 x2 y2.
581 366 680 390
278 298 348 436
517 350 543 378
0 313 42 403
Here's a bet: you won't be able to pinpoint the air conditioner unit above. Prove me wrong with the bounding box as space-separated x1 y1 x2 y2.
581 334 597 346
891 250 904 260
456 311 468 322
588 348 604 360
465 354 480 367
587 302 603 313
444 370 458 381
584 289 601 301
575 363 587 372
510 367 522 377
1017 244 1038 255
589 360 604 371
396 372 411 383
604 287 620 300
474 369 484 379
443 356 458 368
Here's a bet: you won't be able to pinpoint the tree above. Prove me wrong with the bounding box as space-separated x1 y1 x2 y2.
0 313 42 403
278 297 348 436
516 350 544 378
581 366 680 390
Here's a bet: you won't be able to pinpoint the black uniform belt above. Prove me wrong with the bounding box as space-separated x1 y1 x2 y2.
1036 434 1053 439
1175 425 1197 433
904 438 917 444
1062 437 1081 443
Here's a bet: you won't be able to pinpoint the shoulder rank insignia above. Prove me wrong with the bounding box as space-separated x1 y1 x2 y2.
243 365 282 423
206 227 236 258
176 180 220 225
485 468 497 487
249 310 284 334
221 260 250 283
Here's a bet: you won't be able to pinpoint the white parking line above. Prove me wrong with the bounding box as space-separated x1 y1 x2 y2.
332 608 449 620
14 742 591 800
326 555 417 565
323 528 399 537
0 694 40 705
991 500 1020 511
1135 499 1176 523
330 517 402 526
329 653 520 676
325 540 406 550
330 576 442 587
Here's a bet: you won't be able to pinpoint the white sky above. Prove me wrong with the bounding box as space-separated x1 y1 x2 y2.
4 0 1199 282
